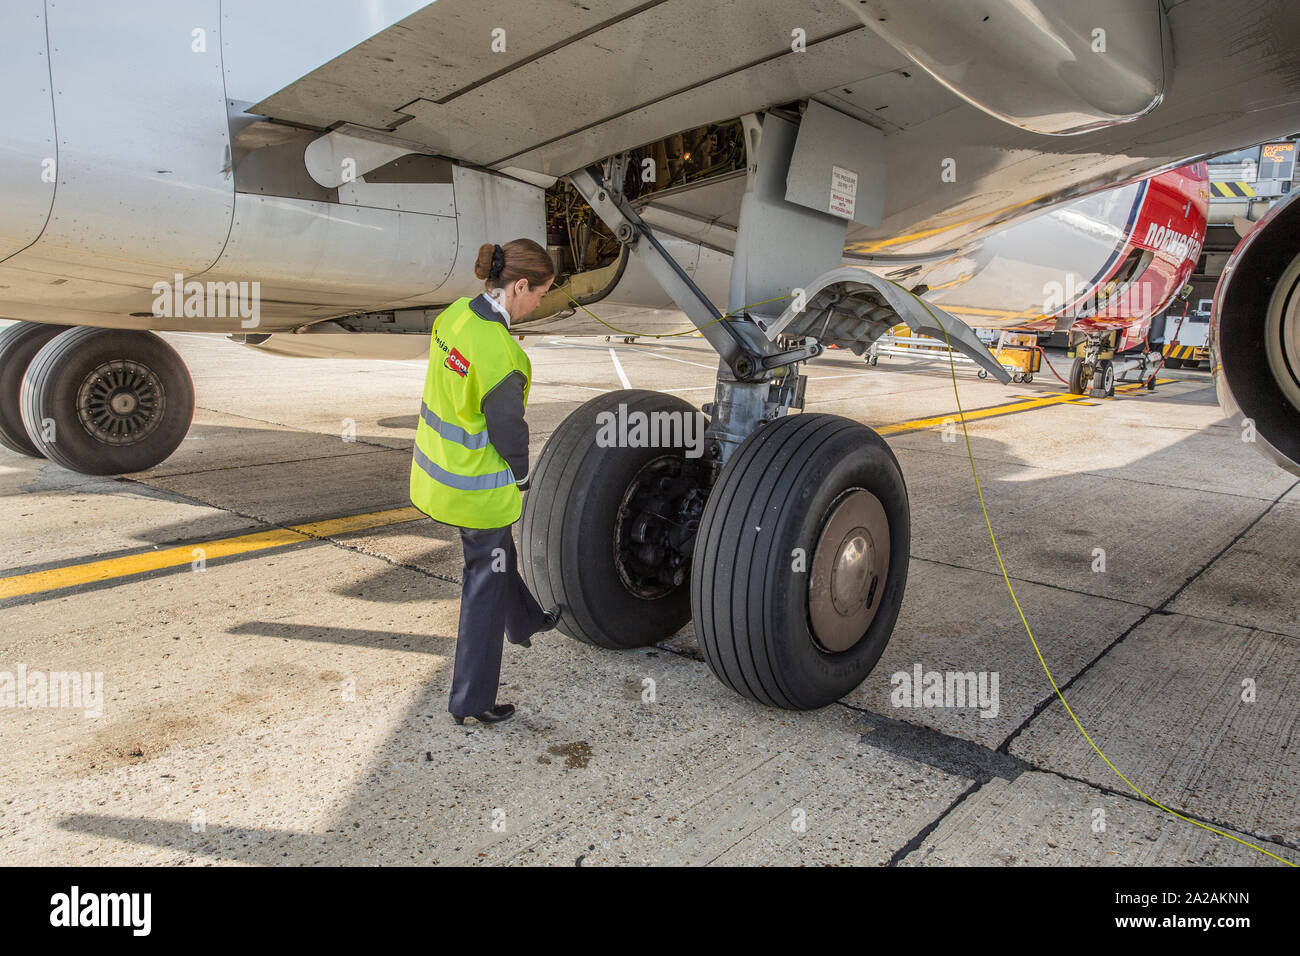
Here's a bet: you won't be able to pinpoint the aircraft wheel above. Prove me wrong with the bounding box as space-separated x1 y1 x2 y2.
1089 359 1116 398
1068 357 1089 395
0 321 71 457
520 388 709 649
691 413 909 710
19 328 194 475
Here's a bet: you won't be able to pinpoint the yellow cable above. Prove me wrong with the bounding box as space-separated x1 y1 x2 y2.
555 276 1293 862
899 282 1293 866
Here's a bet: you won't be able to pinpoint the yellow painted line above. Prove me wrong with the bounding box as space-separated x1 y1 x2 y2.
0 506 424 600
877 378 1170 436
878 393 1089 435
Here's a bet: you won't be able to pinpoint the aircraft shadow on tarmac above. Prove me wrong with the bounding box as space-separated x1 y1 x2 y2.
42 405 1300 865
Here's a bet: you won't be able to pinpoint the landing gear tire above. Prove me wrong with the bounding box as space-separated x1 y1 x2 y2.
691 413 910 710
19 327 194 475
0 321 70 457
1088 359 1115 398
519 388 708 650
1068 357 1089 395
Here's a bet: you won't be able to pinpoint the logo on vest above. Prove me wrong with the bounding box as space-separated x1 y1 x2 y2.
444 347 470 377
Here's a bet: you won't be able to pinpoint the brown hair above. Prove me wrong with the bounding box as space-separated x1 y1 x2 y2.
474 238 554 292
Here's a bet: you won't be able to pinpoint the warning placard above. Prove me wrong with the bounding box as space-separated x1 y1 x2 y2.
829 165 858 219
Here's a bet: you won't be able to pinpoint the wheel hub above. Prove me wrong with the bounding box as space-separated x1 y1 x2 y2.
109 391 138 415
808 488 890 653
613 455 708 599
1266 252 1300 411
830 531 874 614
76 359 165 445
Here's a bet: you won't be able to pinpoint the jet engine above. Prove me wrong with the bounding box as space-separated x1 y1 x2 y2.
1212 190 1300 476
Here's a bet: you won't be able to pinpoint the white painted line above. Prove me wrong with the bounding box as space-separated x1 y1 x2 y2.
609 348 631 389
532 382 610 392
623 345 718 370
807 372 872 382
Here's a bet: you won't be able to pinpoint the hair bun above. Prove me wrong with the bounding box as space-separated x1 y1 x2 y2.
473 242 495 280
473 237 554 292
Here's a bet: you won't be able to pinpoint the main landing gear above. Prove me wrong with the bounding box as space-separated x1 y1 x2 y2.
0 322 194 474
520 387 910 709
522 113 1006 710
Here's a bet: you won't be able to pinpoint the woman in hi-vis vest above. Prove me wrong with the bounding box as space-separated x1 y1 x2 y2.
409 238 561 726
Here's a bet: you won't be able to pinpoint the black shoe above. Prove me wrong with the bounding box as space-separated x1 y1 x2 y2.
514 606 560 649
453 703 515 726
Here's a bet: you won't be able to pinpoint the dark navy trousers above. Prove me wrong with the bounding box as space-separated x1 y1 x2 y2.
449 523 547 718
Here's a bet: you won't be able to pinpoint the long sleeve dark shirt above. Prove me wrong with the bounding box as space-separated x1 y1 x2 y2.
469 294 529 483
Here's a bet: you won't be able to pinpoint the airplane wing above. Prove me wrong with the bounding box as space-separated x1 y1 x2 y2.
251 0 1300 256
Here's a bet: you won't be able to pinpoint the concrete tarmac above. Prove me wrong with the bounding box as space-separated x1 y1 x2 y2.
1 326 1296 866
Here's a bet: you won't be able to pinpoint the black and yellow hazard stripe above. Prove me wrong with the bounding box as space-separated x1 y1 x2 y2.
1210 181 1256 198
1163 343 1210 360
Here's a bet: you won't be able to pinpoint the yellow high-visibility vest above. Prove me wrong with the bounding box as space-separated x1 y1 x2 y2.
409 296 531 528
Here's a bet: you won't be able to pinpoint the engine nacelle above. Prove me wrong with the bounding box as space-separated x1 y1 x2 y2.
1213 190 1300 476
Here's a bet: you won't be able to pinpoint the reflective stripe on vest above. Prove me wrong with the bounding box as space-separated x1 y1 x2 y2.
411 443 515 490
419 400 490 450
